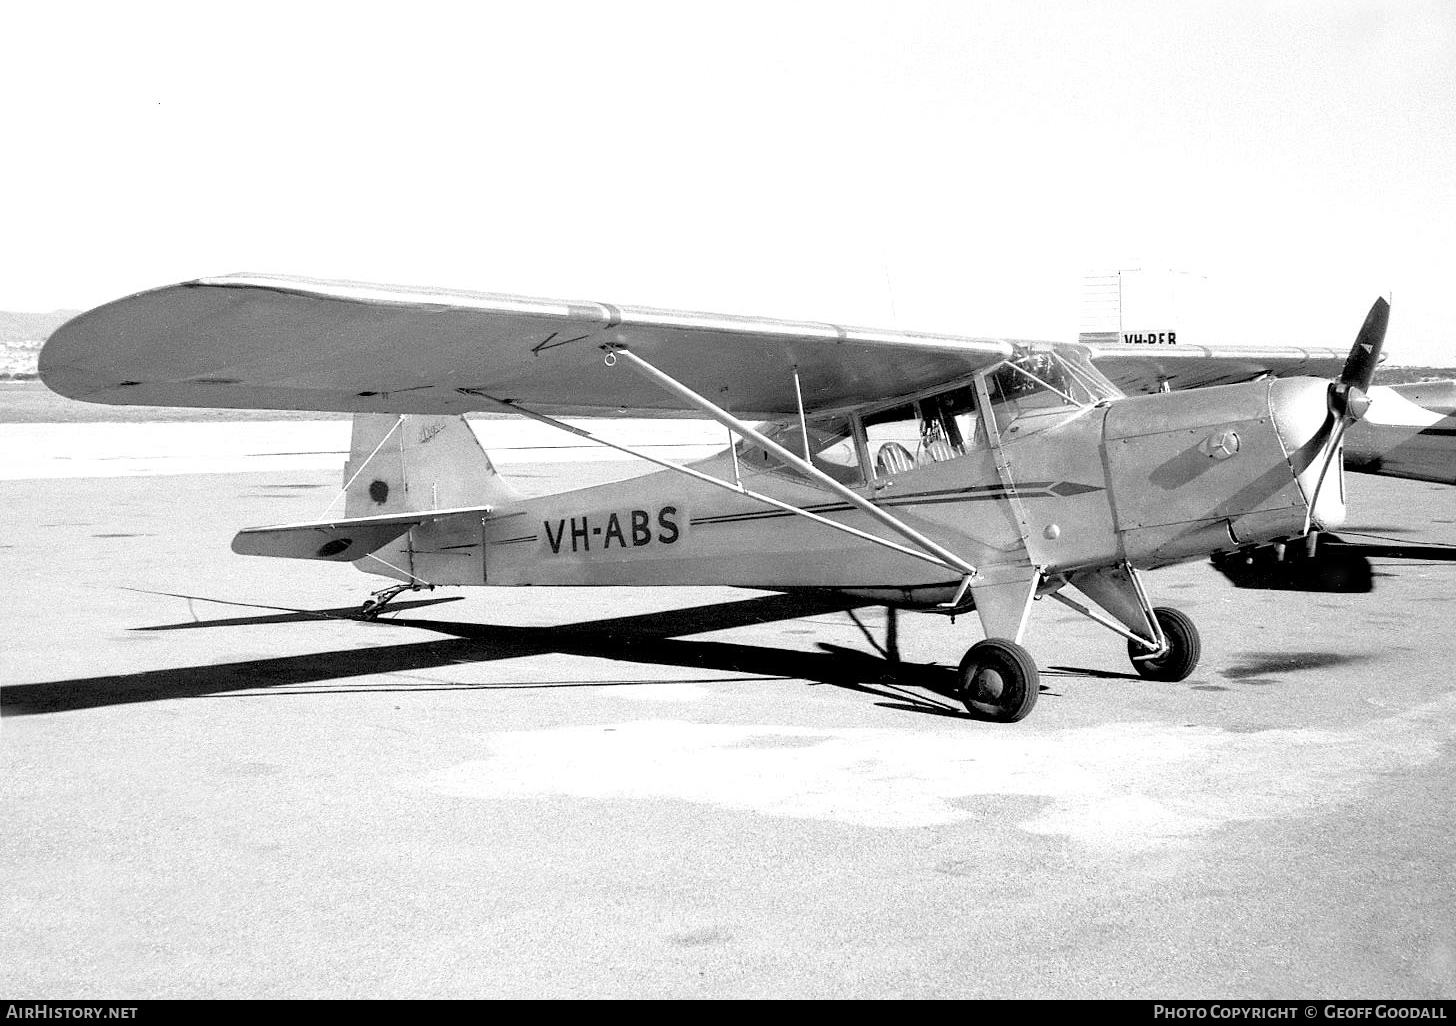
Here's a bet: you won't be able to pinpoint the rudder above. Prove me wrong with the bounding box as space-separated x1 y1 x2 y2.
344 414 518 518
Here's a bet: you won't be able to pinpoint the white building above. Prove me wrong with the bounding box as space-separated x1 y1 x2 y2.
1079 267 1210 346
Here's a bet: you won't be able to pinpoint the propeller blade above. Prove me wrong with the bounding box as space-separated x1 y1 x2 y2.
1303 297 1390 534
1301 414 1350 537
1339 296 1390 392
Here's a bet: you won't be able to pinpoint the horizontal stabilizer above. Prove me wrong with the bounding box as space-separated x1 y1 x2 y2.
231 505 493 561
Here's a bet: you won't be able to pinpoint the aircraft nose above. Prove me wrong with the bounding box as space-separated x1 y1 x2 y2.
1268 376 1347 531
1102 377 1347 566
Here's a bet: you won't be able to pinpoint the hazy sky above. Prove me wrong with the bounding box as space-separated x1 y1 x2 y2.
4 1 1453 362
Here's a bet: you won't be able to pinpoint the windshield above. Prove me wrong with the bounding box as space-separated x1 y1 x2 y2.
982 346 1119 438
986 346 1120 409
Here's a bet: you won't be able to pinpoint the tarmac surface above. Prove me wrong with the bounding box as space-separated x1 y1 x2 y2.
3 420 1456 998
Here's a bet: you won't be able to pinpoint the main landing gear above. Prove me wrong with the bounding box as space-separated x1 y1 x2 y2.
957 638 1039 722
953 564 1203 721
359 582 434 620
954 605 1200 721
1128 606 1201 682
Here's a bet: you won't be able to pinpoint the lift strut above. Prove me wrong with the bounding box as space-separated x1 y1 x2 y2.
457 389 970 578
603 346 980 580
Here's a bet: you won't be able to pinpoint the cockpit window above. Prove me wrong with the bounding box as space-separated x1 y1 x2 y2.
733 347 1120 487
863 383 986 479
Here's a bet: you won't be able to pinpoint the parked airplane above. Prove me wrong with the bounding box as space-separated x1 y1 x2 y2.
39 275 1388 721
1384 380 1456 417
1342 386 1456 485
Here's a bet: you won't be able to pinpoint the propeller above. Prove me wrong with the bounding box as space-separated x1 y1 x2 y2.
1302 296 1391 534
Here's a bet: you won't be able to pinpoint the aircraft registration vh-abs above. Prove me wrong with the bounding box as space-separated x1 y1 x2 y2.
39 275 1389 722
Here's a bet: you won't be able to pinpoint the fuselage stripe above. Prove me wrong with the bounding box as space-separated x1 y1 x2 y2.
687 481 1101 527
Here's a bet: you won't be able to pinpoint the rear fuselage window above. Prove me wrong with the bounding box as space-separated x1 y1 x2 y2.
737 415 864 485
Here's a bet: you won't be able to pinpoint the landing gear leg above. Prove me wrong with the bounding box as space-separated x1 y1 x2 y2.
1050 564 1203 682
960 572 1042 721
360 583 433 620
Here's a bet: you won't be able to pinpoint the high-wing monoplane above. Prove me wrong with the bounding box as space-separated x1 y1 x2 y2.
40 275 1390 721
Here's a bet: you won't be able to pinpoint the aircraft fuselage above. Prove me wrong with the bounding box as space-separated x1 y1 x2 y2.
372 377 1339 609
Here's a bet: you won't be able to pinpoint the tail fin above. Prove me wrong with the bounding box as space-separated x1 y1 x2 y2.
344 414 519 518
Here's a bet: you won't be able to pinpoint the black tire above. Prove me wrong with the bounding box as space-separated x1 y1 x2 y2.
957 638 1040 722
1129 606 1201 682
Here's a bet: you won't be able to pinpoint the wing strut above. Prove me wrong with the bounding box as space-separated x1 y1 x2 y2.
601 346 980 580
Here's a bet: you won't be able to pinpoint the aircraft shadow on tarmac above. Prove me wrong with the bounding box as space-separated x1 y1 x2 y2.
2 593 1004 721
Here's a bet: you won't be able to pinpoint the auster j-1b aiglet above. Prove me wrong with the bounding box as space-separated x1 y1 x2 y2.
39 276 1390 722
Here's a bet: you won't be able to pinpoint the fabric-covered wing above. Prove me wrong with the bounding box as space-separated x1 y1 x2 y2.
40 274 1016 418
1090 344 1349 395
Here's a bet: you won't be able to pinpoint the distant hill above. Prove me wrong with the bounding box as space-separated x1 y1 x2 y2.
0 310 80 379
0 310 78 346
1373 365 1456 385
